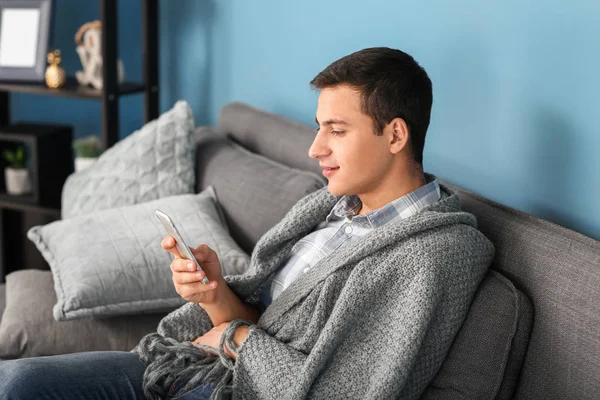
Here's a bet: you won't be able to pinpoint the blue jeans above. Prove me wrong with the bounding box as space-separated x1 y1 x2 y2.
0 351 215 400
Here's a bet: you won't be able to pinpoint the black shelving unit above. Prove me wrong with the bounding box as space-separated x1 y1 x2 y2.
0 0 160 282
0 0 159 149
0 124 73 207
0 78 146 100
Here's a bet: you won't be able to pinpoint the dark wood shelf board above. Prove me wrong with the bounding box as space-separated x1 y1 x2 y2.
0 191 37 205
0 123 73 138
0 199 61 217
0 77 145 99
118 82 148 96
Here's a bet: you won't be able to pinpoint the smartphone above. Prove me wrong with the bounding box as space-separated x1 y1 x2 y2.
155 209 210 284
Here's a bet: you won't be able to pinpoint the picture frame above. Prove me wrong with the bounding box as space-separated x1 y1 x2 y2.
0 0 53 82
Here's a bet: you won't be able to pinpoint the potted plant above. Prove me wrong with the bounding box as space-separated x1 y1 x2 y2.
73 135 103 172
2 144 31 195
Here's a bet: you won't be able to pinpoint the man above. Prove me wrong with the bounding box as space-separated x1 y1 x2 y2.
0 47 494 400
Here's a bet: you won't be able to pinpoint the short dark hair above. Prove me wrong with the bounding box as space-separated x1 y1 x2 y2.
310 47 433 166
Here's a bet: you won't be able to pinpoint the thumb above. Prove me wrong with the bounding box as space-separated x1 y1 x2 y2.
193 244 219 263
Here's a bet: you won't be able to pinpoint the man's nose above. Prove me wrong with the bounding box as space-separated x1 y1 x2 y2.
308 132 330 159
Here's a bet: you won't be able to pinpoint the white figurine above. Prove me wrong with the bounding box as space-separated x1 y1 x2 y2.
74 21 125 90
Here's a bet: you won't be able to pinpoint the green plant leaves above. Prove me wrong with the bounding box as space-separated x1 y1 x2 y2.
2 145 27 169
73 135 103 158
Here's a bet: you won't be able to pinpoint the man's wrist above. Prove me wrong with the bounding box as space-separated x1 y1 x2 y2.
199 279 260 327
198 278 231 324
224 325 250 360
198 276 228 304
233 325 250 347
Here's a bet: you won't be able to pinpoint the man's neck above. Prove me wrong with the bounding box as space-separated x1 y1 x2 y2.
357 172 427 216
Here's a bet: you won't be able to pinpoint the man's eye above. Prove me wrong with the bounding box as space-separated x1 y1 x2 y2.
331 130 344 136
315 127 320 133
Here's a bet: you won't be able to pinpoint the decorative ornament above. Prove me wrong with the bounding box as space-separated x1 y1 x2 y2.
74 20 125 90
45 49 66 88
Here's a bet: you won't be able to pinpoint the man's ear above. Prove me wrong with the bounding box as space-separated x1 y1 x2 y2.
387 117 410 155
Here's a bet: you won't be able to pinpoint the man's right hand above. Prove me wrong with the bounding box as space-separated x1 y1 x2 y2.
161 236 224 305
161 235 262 326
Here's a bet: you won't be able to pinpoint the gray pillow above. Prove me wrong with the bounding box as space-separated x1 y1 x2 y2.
421 270 533 400
61 100 196 219
195 128 326 254
217 102 323 176
0 284 5 322
0 270 166 359
27 187 250 321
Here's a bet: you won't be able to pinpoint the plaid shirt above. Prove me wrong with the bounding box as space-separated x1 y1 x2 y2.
258 173 441 309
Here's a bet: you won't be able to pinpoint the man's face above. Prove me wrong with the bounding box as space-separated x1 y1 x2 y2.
310 84 394 197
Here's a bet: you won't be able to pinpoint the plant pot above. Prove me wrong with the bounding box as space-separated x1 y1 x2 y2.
4 167 31 195
75 157 98 172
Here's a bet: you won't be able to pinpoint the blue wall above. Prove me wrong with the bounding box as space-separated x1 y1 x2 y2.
12 0 599 240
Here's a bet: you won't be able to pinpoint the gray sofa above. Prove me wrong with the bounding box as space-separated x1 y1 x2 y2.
0 102 598 399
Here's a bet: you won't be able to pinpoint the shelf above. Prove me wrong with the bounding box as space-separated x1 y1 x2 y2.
0 191 37 206
0 123 73 137
0 77 146 100
0 124 72 211
0 199 61 217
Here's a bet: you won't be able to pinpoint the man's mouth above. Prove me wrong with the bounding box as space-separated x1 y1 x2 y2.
322 166 339 177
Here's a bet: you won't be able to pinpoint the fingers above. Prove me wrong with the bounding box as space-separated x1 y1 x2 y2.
170 257 198 273
161 235 182 259
171 260 218 288
162 238 217 264
172 268 207 284
191 244 218 263
173 278 219 298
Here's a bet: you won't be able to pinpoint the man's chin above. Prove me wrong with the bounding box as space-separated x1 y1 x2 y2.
326 183 347 197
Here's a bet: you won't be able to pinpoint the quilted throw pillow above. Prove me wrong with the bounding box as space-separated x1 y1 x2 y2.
61 100 196 219
27 187 250 321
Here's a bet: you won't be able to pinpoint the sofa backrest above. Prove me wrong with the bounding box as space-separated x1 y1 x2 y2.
445 182 600 399
201 101 600 399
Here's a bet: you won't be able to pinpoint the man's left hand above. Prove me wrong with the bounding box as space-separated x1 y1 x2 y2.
193 322 250 360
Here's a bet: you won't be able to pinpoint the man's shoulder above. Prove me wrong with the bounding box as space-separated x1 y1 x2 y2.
383 222 495 268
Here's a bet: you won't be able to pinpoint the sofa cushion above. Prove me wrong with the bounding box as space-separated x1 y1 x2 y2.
195 127 325 254
218 102 324 177
421 270 533 400
27 187 250 321
61 100 196 219
0 270 166 359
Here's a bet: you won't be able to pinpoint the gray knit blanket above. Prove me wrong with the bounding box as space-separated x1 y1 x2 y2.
132 184 495 399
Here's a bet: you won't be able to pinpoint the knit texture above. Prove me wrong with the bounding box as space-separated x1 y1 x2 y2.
132 183 495 399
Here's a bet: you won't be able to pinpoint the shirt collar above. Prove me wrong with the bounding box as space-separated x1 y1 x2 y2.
326 173 441 228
